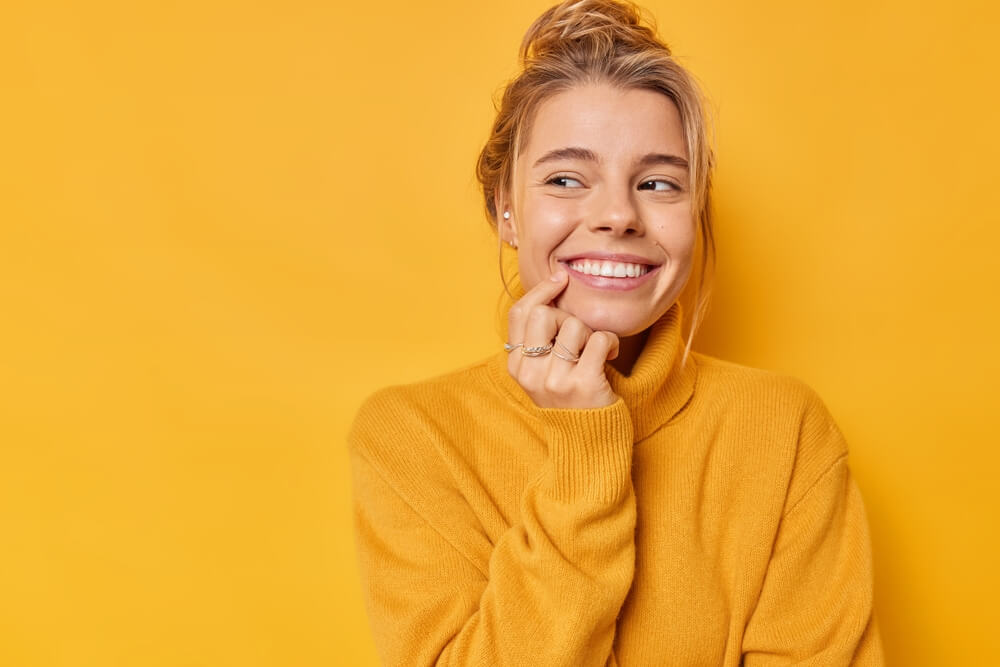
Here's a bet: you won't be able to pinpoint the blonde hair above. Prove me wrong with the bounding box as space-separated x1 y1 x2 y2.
475 0 716 367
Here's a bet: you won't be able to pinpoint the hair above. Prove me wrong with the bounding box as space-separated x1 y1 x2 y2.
475 0 716 368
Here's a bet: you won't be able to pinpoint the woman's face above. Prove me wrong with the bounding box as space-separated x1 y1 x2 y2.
501 83 696 337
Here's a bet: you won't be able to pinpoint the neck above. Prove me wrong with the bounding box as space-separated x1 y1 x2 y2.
609 328 650 377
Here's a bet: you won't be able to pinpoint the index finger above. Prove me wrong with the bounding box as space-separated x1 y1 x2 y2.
507 270 569 341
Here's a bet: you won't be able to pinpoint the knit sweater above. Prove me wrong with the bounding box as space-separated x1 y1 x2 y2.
348 302 884 666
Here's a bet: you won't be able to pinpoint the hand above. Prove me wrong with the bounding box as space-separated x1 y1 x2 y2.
506 271 621 409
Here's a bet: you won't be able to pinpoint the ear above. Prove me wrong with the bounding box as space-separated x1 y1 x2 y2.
494 191 517 246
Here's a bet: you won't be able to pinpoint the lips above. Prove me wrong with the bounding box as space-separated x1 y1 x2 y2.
557 252 662 291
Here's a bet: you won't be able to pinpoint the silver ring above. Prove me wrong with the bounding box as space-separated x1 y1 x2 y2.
504 342 523 353
521 343 553 357
552 340 581 362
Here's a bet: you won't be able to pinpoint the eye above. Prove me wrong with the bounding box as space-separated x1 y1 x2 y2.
546 175 584 188
638 179 679 192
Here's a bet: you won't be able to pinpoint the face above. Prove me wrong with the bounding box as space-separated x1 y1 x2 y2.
499 83 696 337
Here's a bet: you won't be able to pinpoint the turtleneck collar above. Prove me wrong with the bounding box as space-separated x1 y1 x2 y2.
485 301 698 442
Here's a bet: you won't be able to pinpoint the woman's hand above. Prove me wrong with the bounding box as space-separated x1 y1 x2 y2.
506 271 621 409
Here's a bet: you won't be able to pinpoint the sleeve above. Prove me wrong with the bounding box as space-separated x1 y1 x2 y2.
348 390 637 667
741 394 885 666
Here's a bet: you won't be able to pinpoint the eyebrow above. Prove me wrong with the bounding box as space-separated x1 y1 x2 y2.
636 152 689 169
533 146 599 167
533 146 689 170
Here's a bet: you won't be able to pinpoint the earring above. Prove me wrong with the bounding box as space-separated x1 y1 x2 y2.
502 211 516 247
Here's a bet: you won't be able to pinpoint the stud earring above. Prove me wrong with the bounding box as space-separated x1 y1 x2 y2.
503 211 510 220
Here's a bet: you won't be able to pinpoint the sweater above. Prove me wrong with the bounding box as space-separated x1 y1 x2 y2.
348 301 884 666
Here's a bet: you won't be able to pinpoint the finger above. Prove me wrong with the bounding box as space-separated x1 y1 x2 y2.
510 303 571 379
542 316 591 391
576 330 620 377
507 270 569 351
606 332 620 361
550 316 590 367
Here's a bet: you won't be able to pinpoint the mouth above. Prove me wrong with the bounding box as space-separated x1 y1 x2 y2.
564 258 651 278
557 253 662 291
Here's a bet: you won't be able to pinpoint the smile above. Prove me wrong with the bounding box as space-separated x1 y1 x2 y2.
567 259 650 278
560 257 662 292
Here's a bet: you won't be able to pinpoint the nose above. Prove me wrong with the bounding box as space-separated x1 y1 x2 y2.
589 185 643 236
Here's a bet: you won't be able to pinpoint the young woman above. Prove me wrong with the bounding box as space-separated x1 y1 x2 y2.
349 1 884 664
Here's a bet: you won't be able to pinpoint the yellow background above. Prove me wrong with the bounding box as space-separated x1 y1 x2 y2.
2 0 997 664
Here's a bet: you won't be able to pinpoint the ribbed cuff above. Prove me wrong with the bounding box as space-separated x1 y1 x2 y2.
538 398 635 503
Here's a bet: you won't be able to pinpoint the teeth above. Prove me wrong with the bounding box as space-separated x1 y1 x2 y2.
567 259 649 278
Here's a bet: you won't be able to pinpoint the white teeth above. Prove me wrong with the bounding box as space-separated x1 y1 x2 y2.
567 260 649 277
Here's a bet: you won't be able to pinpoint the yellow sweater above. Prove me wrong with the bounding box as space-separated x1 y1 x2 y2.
349 302 884 665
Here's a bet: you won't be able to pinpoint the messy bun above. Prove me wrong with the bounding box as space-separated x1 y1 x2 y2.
476 0 716 365
518 0 661 65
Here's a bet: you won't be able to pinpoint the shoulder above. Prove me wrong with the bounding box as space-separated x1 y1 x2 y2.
690 350 833 420
348 358 509 569
350 357 494 437
347 354 506 473
347 355 522 550
691 351 851 511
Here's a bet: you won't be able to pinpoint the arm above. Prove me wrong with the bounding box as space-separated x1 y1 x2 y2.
741 397 885 665
349 392 636 667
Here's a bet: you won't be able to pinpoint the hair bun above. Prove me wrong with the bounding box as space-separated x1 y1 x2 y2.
519 0 667 64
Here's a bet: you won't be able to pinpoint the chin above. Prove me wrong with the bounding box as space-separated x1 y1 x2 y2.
555 297 654 338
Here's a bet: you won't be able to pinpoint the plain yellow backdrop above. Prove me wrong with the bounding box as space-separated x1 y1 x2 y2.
2 0 998 664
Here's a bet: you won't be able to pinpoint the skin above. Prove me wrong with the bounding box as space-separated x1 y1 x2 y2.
497 83 696 409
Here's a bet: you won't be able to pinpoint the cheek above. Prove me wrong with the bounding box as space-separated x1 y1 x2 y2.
516 200 578 285
654 215 697 259
526 198 577 237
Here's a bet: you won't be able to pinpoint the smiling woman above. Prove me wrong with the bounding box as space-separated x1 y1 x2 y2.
498 84 697 375
348 1 884 665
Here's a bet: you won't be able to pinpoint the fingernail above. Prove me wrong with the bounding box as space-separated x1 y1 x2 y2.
550 270 566 282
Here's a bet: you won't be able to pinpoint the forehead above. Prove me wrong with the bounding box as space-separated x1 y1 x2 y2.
522 83 687 163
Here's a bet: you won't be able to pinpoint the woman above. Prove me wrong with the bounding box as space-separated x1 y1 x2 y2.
349 1 884 664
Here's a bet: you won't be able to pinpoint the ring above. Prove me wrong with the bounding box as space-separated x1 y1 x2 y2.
504 342 523 353
520 343 553 357
552 340 580 362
